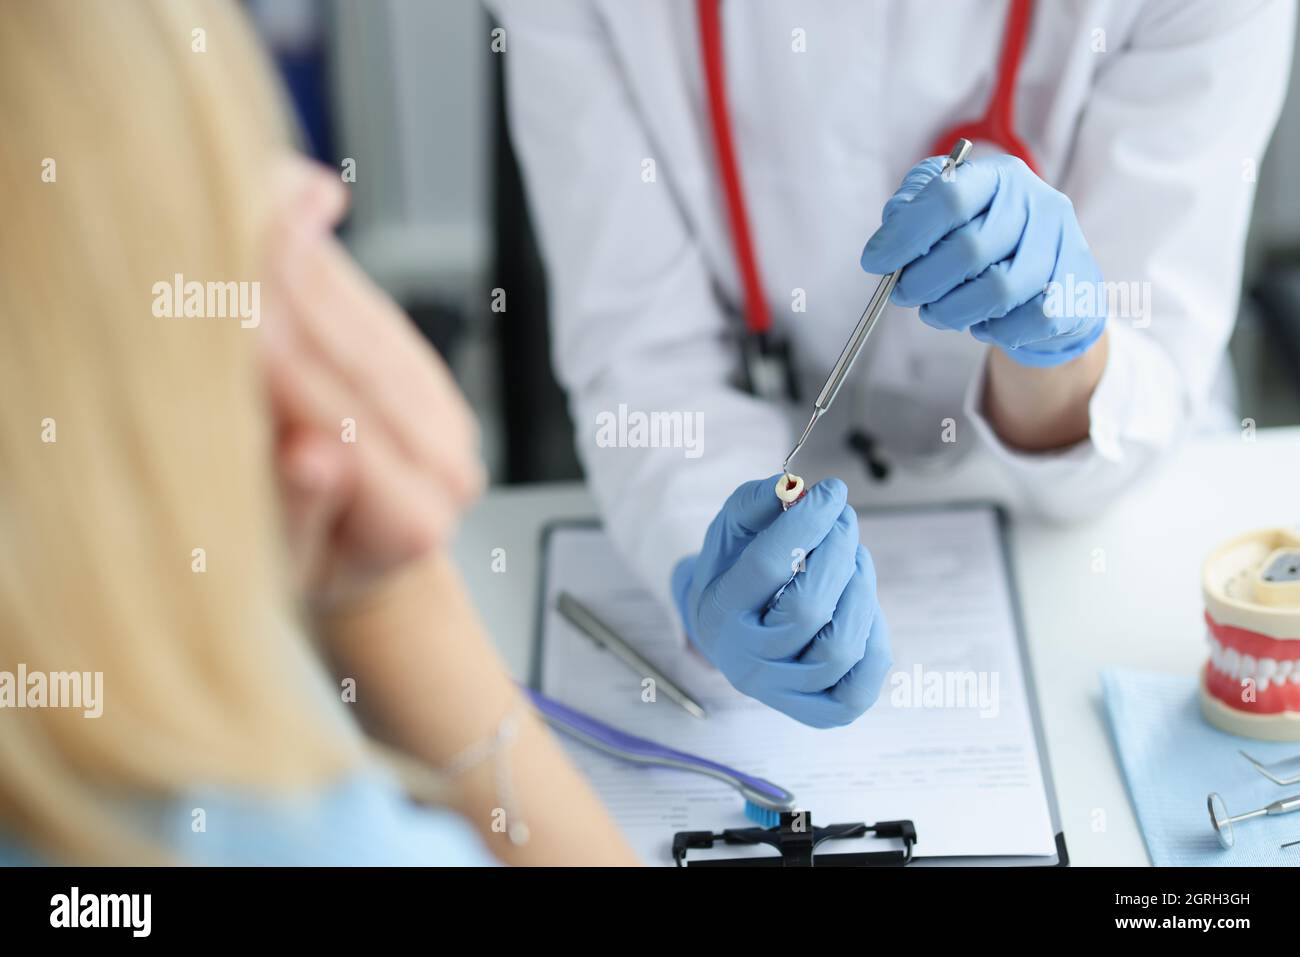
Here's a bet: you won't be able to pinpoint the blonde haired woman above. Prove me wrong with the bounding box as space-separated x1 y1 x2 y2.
0 0 634 865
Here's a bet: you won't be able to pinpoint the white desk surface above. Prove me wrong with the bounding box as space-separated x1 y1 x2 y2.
452 426 1300 866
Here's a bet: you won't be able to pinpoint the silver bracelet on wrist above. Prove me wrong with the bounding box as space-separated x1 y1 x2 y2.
444 702 529 846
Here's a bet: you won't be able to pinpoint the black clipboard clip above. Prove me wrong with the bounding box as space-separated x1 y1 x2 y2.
672 811 917 867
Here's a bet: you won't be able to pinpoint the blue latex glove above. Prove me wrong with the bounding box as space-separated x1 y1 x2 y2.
670 475 891 728
860 154 1105 368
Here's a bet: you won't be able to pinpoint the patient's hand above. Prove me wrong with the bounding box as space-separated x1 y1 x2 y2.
262 158 486 610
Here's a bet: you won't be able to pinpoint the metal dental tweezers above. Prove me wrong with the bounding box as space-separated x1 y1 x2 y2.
782 137 974 475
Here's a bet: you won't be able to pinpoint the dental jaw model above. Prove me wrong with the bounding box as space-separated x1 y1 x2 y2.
775 473 805 511
1201 528 1300 741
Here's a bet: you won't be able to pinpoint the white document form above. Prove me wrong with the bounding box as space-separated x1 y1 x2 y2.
538 505 1059 865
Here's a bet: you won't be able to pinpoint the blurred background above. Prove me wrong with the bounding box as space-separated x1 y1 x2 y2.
246 0 1300 486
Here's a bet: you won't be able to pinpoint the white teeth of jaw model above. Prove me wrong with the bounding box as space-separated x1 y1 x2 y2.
775 473 805 511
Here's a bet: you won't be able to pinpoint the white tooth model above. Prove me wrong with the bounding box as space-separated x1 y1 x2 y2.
1201 528 1300 741
775 473 805 511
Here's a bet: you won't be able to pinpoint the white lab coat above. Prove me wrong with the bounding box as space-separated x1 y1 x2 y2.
487 0 1295 611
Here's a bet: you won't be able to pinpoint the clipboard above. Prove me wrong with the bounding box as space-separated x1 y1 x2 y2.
531 502 1068 867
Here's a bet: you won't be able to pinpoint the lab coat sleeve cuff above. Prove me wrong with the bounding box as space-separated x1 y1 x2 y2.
593 447 786 650
961 349 1113 476
961 325 1177 519
634 504 715 628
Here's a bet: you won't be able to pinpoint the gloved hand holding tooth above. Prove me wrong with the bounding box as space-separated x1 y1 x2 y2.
860 153 1106 367
670 475 891 729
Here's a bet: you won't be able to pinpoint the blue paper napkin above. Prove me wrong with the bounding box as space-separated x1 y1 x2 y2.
1102 668 1300 866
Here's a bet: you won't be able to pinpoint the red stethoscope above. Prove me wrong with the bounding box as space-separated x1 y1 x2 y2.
697 0 1039 407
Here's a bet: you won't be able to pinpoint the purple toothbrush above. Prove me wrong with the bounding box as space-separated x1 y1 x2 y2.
524 687 796 824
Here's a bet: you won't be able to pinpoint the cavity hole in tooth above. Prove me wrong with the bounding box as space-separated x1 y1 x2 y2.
775 473 805 505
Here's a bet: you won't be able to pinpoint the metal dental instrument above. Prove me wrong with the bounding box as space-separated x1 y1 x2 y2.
781 138 974 475
1240 750 1300 786
1207 791 1300 849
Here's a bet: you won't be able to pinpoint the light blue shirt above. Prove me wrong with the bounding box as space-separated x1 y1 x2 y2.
0 768 497 866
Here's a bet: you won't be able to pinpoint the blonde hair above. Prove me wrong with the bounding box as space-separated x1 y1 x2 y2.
0 0 361 862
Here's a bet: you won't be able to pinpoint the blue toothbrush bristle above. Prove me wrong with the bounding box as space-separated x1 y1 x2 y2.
744 801 781 828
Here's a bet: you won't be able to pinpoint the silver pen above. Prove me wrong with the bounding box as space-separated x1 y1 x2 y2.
782 138 974 475
557 591 707 719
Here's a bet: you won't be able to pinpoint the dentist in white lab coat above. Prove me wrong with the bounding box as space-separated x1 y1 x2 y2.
487 0 1294 727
